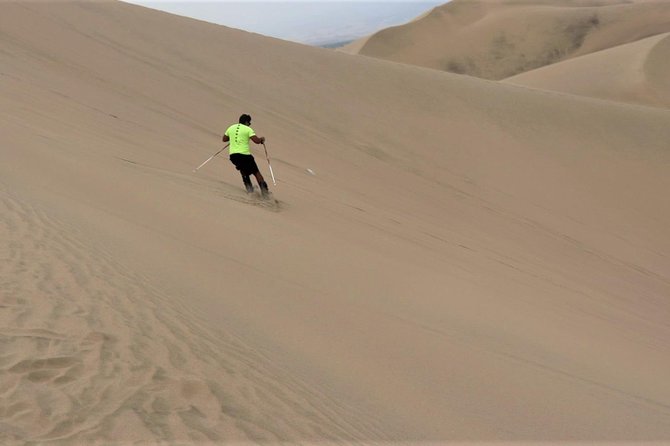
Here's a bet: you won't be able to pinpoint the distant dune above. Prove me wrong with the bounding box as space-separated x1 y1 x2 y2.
504 32 670 108
2 0 670 443
342 0 670 80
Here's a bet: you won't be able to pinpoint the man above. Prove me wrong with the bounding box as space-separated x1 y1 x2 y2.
223 114 269 197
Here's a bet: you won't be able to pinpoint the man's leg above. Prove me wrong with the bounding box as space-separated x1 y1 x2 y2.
252 171 269 197
230 155 254 193
241 174 254 193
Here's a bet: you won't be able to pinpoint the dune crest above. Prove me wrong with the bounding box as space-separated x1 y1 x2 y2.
504 32 670 108
341 0 670 80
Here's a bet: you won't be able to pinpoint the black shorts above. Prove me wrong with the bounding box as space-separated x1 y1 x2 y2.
229 153 259 176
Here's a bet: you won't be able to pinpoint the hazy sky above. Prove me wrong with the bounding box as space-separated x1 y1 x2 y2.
121 1 444 45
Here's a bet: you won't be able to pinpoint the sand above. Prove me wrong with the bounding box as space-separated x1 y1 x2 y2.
504 32 670 108
342 0 670 80
2 0 670 443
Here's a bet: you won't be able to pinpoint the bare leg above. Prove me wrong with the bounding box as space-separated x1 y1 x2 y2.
252 171 265 184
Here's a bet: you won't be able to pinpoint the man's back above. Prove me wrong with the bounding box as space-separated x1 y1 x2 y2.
225 123 256 155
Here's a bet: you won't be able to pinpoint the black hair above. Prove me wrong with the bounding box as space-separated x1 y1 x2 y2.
239 114 252 125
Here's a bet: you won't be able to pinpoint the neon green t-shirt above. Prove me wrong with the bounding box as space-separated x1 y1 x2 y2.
225 123 256 155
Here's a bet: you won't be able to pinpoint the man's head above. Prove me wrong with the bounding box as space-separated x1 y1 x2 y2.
239 114 252 126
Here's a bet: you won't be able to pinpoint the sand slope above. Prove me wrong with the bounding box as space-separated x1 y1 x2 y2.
2 0 670 442
341 0 670 80
504 32 670 108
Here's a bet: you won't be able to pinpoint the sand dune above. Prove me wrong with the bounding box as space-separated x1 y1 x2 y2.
0 187 378 441
341 0 670 80
504 32 670 108
2 0 670 443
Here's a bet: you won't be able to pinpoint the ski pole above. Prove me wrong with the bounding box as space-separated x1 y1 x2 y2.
193 144 229 173
263 143 276 186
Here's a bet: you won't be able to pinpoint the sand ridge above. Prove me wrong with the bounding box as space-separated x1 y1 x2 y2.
504 32 670 108
341 0 670 80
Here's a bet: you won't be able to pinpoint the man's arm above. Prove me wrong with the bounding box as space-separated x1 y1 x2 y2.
251 135 266 144
223 134 230 143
